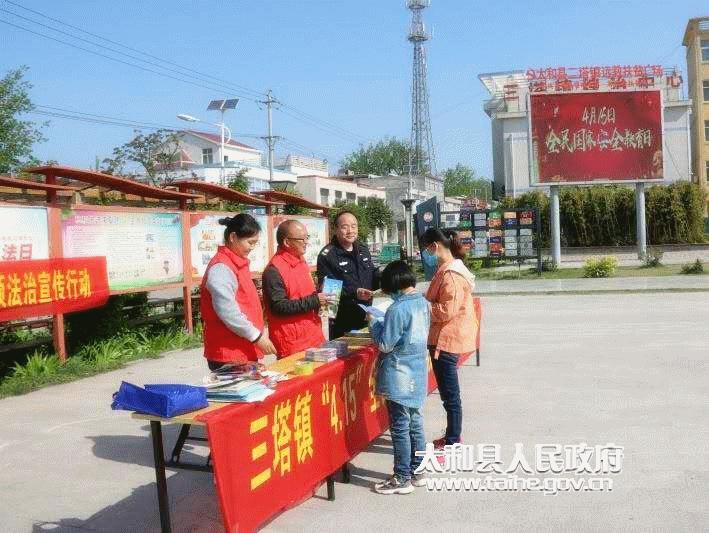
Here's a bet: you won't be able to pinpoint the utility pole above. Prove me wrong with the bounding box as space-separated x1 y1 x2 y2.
259 90 280 184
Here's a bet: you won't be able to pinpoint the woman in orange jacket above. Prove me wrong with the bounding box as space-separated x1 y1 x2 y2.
421 228 477 448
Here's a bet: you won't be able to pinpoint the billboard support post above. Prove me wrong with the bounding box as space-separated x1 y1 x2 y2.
636 182 647 260
550 186 561 267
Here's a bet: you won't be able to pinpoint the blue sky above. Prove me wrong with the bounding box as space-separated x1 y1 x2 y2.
1 0 707 178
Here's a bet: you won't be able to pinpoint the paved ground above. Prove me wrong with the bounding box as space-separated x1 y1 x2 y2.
1 291 708 532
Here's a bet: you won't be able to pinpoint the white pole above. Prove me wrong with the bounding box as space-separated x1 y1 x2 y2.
550 185 561 267
636 182 647 259
220 109 226 186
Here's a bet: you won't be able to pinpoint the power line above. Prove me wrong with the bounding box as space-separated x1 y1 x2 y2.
2 1 370 152
29 105 262 139
0 17 257 100
1 0 265 100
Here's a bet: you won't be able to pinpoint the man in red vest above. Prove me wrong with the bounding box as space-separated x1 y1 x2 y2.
262 220 329 358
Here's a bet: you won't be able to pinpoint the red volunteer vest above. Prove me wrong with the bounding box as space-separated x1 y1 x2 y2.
200 246 264 363
265 248 325 357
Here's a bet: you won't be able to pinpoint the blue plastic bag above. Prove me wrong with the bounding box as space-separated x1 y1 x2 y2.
111 382 208 418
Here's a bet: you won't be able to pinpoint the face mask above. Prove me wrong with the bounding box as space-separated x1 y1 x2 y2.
422 248 438 268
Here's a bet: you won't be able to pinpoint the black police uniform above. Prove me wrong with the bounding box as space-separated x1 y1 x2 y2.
316 236 380 339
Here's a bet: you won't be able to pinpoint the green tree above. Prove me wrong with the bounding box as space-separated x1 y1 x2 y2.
340 137 414 176
329 201 371 240
222 168 250 212
0 66 45 174
102 129 181 185
362 196 393 232
443 164 492 199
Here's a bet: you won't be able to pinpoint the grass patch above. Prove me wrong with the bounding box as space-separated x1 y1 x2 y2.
0 325 203 399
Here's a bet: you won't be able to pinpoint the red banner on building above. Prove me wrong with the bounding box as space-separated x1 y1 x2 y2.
0 257 109 321
531 90 663 184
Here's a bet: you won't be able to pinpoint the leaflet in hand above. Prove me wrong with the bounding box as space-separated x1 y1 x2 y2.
358 304 385 321
322 277 343 319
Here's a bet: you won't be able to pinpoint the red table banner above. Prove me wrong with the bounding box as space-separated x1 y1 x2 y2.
200 307 480 533
0 256 109 321
531 90 663 184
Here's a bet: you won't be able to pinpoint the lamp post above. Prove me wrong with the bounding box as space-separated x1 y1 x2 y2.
178 99 238 187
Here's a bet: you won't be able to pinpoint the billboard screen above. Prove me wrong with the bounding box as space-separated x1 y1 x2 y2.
530 90 663 184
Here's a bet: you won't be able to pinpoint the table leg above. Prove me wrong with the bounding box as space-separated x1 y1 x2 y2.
169 424 191 465
476 349 480 367
150 421 172 533
341 462 351 484
326 475 335 501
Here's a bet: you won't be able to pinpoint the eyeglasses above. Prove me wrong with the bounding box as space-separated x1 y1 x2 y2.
287 235 310 243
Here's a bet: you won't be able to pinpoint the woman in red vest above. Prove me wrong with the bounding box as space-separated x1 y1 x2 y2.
262 220 329 357
200 214 276 369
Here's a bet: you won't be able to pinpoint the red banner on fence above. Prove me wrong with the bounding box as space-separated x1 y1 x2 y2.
0 256 109 321
531 90 663 184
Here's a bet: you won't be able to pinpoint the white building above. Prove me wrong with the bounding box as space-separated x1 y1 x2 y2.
160 130 328 192
295 174 390 246
479 68 692 198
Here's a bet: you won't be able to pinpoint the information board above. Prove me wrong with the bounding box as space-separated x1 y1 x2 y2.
61 209 184 290
189 213 269 277
271 216 328 267
0 205 49 261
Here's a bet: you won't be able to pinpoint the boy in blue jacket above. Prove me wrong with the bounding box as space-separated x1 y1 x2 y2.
369 260 431 494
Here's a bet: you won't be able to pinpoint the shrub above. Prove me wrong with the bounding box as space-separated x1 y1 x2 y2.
680 259 704 275
11 351 61 380
643 247 664 268
464 257 483 272
583 256 618 278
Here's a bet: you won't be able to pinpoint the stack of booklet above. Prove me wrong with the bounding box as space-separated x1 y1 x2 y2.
206 380 275 403
304 347 338 363
202 369 288 403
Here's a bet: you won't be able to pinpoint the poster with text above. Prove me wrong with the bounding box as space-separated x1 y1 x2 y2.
271 216 328 267
61 209 183 290
0 206 49 261
189 213 268 277
531 90 663 184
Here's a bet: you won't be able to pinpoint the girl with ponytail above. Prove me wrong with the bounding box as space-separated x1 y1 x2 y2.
420 227 477 454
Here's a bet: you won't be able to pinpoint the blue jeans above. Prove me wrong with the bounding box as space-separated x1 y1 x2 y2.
430 350 462 445
386 400 426 481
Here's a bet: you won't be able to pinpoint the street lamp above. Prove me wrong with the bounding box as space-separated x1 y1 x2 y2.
177 98 238 186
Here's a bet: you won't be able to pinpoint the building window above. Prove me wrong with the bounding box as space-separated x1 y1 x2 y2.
335 190 343 202
358 196 366 205
202 148 213 164
702 39 709 62
224 155 229 163
320 188 329 205
706 161 709 181
705 120 709 142
346 192 356 202
704 80 709 102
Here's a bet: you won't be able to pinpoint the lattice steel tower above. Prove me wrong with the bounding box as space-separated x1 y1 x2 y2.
407 0 436 178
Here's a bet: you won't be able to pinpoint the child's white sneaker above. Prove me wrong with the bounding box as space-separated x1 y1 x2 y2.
374 475 415 494
410 472 426 487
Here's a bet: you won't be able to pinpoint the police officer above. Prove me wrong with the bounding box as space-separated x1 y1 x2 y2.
317 210 380 339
